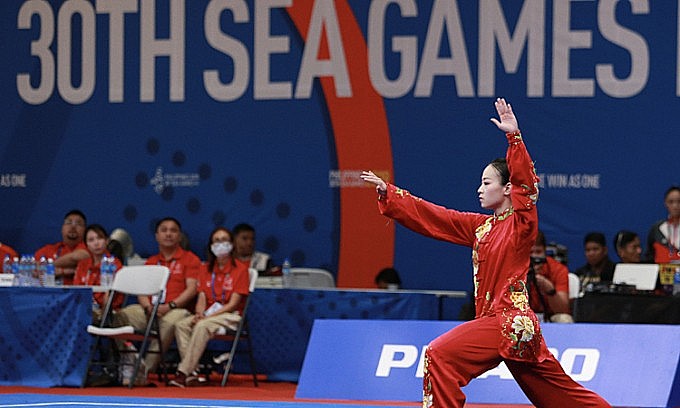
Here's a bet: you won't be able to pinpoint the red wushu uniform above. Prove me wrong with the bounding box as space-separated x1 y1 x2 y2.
377 132 609 408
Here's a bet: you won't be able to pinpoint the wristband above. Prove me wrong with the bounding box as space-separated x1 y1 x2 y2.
168 301 177 309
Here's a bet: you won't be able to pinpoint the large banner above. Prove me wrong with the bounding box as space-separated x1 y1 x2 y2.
1 0 679 290
297 320 680 407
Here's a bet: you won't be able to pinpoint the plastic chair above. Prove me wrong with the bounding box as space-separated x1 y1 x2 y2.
568 272 580 299
85 265 170 388
288 268 335 288
212 267 259 387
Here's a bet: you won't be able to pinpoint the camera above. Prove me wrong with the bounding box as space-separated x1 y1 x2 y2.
530 256 546 266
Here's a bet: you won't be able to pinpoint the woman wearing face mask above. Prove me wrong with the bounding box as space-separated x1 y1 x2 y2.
169 227 250 387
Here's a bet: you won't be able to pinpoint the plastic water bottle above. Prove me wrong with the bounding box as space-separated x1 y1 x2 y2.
19 255 29 286
108 256 117 286
3 255 15 286
25 255 37 286
119 341 136 386
100 256 113 288
673 268 680 296
29 255 38 286
282 258 292 288
3 255 11 274
37 256 47 286
44 258 56 287
11 257 20 286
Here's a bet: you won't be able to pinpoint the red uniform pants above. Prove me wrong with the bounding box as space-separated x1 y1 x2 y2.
423 316 611 407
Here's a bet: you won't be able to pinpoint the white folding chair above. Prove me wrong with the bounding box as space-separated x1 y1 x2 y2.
288 267 335 288
213 267 259 387
568 272 581 299
85 265 170 388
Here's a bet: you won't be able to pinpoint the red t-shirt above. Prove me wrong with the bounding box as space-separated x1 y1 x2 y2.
197 258 250 315
528 256 569 314
74 254 124 309
35 241 88 285
145 247 200 304
378 132 551 363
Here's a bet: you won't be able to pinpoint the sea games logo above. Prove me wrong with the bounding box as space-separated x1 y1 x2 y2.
150 167 200 195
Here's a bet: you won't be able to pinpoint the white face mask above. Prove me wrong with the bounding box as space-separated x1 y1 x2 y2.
211 241 233 257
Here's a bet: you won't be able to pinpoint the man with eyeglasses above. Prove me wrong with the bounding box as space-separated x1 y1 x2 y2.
34 209 89 285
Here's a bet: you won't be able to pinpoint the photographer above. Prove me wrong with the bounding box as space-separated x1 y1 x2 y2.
528 231 572 322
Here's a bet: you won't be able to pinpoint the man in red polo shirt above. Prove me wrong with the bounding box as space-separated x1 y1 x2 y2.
34 209 89 285
115 217 200 381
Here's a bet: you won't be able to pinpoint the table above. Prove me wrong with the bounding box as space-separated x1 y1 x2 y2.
0 287 93 387
573 292 680 324
0 286 467 386
237 287 467 382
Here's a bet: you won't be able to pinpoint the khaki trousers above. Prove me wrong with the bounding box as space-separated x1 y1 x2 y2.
174 312 241 375
114 304 190 371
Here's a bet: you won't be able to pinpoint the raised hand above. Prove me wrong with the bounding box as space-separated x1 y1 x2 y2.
360 170 387 194
490 97 519 134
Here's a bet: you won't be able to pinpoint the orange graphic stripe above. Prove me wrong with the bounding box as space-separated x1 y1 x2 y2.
286 1 395 288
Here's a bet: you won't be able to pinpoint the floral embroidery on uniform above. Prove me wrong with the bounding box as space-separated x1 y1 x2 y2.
472 217 494 301
500 279 541 358
475 217 493 241
508 280 529 311
511 315 535 343
494 207 514 222
422 347 433 408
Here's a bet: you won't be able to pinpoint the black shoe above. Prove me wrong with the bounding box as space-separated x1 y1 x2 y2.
168 371 187 388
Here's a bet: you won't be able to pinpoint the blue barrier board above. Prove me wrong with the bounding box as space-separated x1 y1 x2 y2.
297 320 680 407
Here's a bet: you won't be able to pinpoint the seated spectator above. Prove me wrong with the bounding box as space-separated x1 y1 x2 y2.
34 209 90 285
0 242 19 272
528 231 571 322
573 232 616 290
170 227 249 387
645 186 680 263
614 230 642 263
114 217 200 381
73 224 123 324
375 267 401 289
231 223 272 274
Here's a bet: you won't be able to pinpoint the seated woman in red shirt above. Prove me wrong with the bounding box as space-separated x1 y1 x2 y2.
74 224 123 323
169 226 250 387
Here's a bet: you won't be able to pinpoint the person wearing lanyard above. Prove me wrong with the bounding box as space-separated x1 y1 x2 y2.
645 186 680 263
169 226 250 388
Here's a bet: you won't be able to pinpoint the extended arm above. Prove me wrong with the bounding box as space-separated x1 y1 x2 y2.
360 172 485 246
